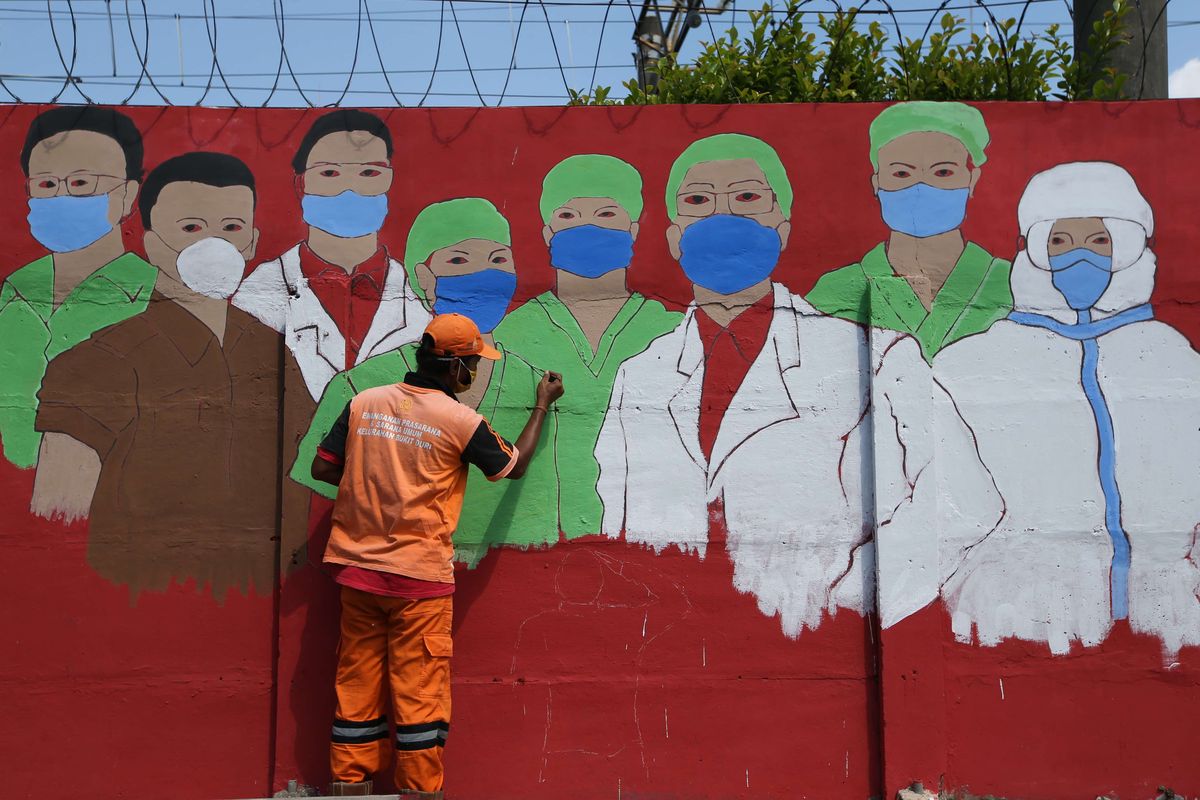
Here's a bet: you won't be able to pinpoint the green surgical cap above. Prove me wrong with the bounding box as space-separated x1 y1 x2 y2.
868 101 990 168
664 133 792 220
539 154 644 222
403 197 511 303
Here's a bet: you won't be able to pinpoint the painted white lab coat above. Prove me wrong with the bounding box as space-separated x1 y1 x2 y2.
864 329 1006 632
595 282 874 637
232 243 431 401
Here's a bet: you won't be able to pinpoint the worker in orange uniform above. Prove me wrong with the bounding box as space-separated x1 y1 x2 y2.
310 313 565 797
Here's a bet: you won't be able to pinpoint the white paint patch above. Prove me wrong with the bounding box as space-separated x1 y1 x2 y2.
999 678 1005 701
701 640 706 668
176 237 245 300
745 769 750 788
642 611 647 638
663 707 669 739
844 751 849 778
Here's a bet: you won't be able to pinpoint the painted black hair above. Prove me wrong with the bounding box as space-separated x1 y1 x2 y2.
21 106 144 180
291 110 393 174
139 151 256 230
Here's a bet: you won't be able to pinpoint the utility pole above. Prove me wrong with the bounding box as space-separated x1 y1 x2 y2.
1074 0 1168 99
633 0 732 91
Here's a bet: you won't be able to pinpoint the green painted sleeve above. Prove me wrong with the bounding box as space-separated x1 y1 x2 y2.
289 371 356 499
805 266 871 324
0 288 52 470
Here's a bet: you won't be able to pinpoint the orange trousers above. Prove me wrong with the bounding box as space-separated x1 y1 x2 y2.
330 586 453 794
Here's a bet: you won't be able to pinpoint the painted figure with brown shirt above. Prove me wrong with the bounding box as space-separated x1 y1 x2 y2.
32 151 281 601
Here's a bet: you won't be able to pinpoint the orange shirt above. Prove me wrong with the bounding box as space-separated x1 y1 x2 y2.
320 374 518 583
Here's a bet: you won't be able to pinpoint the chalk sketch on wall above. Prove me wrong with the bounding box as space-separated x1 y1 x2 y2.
806 102 1012 362
595 133 875 638
30 151 279 599
0 107 155 473
936 162 1200 655
233 109 430 401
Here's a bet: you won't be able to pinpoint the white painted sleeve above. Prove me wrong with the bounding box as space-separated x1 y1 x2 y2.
594 367 628 539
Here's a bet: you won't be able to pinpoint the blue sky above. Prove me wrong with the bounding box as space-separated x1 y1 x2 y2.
0 0 1195 106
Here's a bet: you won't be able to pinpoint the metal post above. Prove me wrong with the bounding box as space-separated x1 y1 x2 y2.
633 9 665 91
106 0 117 77
1074 0 1168 99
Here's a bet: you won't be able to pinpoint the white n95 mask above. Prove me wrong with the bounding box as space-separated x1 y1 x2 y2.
176 237 247 300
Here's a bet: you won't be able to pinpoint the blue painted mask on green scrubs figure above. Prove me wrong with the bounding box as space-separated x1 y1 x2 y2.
678 215 782 295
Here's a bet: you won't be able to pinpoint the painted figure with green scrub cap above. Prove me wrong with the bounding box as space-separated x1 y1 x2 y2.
806 101 1013 361
292 198 556 562
492 154 681 539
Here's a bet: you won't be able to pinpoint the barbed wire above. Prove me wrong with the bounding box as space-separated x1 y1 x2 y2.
0 0 1181 107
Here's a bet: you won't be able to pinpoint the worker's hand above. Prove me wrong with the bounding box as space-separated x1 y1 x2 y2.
536 371 565 407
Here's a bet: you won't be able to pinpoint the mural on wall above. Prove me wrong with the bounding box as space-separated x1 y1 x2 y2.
936 161 1200 656
28 150 279 599
1 100 1200 800
806 102 1013 361
594 133 874 638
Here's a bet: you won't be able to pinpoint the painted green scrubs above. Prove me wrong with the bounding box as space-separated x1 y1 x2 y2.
0 253 157 468
292 291 680 564
492 291 681 537
806 242 1012 361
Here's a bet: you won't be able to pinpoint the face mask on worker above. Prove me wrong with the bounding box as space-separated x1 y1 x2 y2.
173 237 248 300
877 183 969 238
301 190 388 238
27 194 115 253
452 357 478 393
431 269 517 334
1048 247 1113 311
549 225 634 278
677 214 782 295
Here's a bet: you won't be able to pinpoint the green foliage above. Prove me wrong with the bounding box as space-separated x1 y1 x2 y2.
569 0 1132 106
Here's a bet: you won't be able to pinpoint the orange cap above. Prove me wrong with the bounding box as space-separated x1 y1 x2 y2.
424 313 502 360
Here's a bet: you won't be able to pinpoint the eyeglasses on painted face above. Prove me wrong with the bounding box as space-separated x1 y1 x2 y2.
25 172 127 199
676 187 776 218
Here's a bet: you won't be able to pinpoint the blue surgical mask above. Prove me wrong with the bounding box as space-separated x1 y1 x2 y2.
549 225 634 278
27 194 115 253
1049 248 1113 311
677 214 781 295
878 183 969 238
302 191 388 238
432 268 518 334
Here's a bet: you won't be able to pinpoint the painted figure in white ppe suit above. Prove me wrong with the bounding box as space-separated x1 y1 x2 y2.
595 133 873 638
937 162 1200 656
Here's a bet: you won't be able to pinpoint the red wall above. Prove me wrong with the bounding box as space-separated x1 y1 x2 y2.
0 101 1198 800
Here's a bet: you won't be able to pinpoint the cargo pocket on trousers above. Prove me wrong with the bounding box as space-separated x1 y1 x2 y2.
418 634 453 698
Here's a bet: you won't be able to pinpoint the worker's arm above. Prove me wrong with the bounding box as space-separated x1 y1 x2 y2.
309 401 351 489
507 371 564 479
463 371 565 482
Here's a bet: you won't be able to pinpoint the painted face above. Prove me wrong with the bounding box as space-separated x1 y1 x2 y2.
147 181 257 257
544 196 638 278
300 131 393 198
874 131 974 192
667 158 790 295
419 238 517 334
143 181 258 300
1045 217 1115 312
25 130 137 251
1047 217 1113 258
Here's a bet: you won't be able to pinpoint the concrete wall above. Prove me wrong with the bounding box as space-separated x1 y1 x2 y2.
0 101 1197 800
